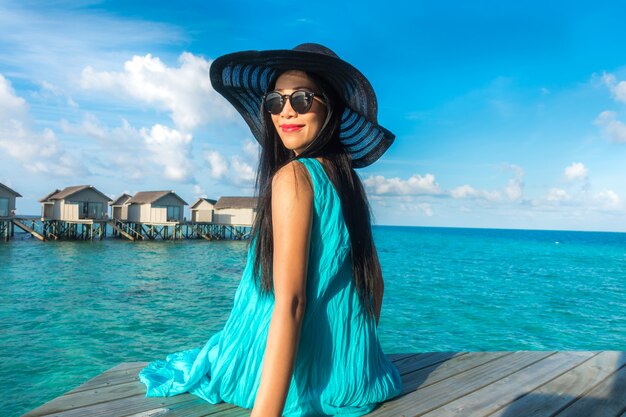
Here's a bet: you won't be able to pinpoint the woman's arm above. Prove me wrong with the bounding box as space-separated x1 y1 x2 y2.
251 162 314 417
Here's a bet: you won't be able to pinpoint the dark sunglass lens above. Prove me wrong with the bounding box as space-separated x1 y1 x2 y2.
291 91 313 114
264 93 284 114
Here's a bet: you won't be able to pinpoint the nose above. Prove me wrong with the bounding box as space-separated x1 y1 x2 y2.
280 96 297 118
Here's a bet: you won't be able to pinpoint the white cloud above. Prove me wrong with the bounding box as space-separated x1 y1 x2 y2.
81 52 234 131
140 124 192 181
534 185 622 213
419 203 434 217
564 162 589 182
595 190 621 210
366 164 523 205
546 188 570 202
595 111 626 143
0 74 28 118
205 151 229 180
243 139 261 162
601 72 626 103
39 81 79 108
450 185 502 201
0 74 87 177
193 184 206 198
60 113 110 141
59 116 173 181
363 173 441 196
505 178 523 200
398 201 434 216
449 165 523 202
596 74 626 144
504 164 524 201
231 156 256 185
203 144 257 187
450 184 477 199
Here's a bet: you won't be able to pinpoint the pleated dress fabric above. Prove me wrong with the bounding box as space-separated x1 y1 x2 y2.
138 157 403 416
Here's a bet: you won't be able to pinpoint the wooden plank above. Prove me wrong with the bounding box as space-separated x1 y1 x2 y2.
123 396 252 417
24 353 626 417
107 220 135 241
106 362 150 373
67 362 148 394
489 351 626 417
123 399 233 416
399 351 514 394
119 395 242 417
394 352 467 376
24 361 248 417
368 351 555 416
25 392 200 417
388 353 416 362
553 354 626 417
368 352 513 416
420 350 597 417
23 381 145 416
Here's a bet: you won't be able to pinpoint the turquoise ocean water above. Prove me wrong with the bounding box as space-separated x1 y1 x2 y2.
2 225 626 416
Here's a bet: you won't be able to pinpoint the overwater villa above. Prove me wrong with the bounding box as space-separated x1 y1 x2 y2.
125 191 187 223
213 196 258 226
190 197 217 222
39 185 111 221
0 182 21 218
110 193 132 220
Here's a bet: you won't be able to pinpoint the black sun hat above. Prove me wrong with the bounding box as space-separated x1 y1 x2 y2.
209 43 394 168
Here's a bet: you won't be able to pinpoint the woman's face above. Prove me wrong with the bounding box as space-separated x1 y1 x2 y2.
270 70 327 155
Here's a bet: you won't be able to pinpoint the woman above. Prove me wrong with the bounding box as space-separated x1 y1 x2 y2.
139 43 402 417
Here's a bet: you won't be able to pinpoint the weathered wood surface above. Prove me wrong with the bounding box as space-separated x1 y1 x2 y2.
22 351 626 417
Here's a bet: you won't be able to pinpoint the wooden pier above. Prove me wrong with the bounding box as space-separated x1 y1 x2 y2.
11 218 45 241
3 218 252 242
1 217 16 241
22 350 626 417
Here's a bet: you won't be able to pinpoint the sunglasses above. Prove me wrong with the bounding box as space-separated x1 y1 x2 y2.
263 90 326 115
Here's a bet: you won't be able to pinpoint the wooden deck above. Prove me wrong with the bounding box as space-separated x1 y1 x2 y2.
23 351 626 417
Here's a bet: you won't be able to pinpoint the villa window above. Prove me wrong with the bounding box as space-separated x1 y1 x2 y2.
78 202 104 219
166 206 180 221
0 197 8 217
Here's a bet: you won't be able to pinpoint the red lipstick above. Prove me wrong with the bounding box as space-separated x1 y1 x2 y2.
280 124 304 132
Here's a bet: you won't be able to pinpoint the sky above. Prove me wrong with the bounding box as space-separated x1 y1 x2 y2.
1 0 626 231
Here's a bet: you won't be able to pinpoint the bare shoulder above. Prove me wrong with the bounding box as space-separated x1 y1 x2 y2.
271 160 314 198
271 160 314 240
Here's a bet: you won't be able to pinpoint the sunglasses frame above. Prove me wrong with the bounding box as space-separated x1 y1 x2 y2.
263 90 325 115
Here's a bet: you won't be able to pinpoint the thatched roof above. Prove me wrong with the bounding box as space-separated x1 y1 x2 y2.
214 196 258 210
0 182 22 197
110 193 132 206
190 197 218 209
39 185 111 202
128 191 188 206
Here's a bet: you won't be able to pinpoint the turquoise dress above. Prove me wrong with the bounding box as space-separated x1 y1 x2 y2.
139 157 402 416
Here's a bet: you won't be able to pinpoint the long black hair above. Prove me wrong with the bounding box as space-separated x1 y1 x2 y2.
249 71 383 319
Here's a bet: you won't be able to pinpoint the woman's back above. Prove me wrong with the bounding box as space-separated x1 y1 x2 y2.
139 156 402 416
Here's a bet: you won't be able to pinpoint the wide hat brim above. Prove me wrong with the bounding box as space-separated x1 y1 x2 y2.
209 44 394 168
